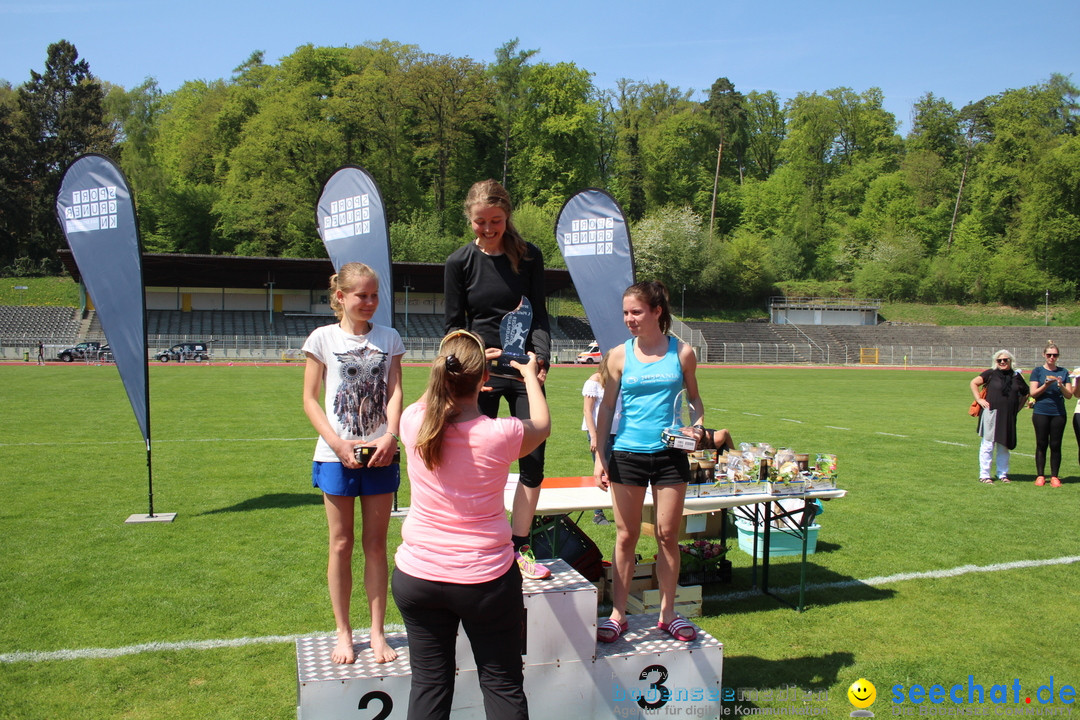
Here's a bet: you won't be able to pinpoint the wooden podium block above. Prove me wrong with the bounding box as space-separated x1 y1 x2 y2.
296 561 723 719
455 559 598 670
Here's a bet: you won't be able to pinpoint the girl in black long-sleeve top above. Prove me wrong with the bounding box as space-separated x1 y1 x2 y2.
443 179 552 579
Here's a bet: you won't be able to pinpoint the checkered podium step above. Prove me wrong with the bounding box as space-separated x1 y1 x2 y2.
296 559 723 719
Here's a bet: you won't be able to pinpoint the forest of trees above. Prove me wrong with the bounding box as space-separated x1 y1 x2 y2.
2 39 1078 308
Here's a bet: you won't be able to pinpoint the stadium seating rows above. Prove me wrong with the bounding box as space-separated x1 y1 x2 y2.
7 304 1080 366
0 305 82 343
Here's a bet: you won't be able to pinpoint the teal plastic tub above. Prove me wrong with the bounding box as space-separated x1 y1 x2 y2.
735 518 820 558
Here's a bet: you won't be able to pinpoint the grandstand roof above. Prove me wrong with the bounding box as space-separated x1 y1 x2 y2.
58 251 574 294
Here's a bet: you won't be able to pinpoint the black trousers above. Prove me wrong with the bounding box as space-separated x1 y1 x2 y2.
479 374 546 488
391 565 528 720
1032 412 1066 476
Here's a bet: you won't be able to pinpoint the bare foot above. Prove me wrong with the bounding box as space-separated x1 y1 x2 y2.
369 630 398 663
331 630 356 664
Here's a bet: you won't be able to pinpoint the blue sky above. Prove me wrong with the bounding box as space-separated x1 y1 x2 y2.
2 0 1077 132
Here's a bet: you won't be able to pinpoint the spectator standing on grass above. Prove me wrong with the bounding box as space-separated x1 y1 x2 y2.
1070 366 1080 475
1029 343 1070 487
593 280 704 645
302 262 403 665
583 354 621 524
393 330 549 720
444 179 552 580
971 350 1028 484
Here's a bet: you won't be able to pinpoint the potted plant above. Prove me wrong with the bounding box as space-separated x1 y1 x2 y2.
678 539 730 585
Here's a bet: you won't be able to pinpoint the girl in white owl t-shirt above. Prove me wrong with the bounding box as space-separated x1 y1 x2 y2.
303 262 404 666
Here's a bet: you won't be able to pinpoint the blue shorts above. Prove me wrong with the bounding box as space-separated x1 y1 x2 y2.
312 461 400 497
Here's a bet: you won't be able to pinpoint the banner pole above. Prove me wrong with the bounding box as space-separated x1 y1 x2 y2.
146 439 154 518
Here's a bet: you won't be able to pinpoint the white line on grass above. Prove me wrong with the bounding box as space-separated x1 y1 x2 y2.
0 437 315 448
742 412 763 416
875 432 908 438
704 555 1080 604
0 625 406 664
5 559 1078 664
780 419 803 424
825 426 849 431
934 440 969 447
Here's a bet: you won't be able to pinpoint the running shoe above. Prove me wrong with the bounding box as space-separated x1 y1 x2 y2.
515 545 551 580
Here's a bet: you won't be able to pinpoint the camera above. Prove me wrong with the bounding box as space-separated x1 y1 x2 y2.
353 445 401 466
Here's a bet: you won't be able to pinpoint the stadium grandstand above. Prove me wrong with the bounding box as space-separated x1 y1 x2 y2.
3 251 1080 366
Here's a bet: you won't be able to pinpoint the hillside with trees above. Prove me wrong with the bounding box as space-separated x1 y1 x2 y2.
2 39 1077 309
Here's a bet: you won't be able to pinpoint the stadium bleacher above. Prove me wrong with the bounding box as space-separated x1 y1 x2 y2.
9 303 1080 366
0 306 82 343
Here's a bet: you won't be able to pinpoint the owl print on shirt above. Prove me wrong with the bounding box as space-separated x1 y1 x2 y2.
333 345 389 437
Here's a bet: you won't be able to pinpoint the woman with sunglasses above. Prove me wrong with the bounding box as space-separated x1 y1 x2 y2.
971 350 1028 484
1029 344 1071 487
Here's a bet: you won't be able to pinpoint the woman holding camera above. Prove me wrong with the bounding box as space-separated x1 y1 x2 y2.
303 262 404 664
393 330 549 720
1029 343 1070 486
593 280 704 644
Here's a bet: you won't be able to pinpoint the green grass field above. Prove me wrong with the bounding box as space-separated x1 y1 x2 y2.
1 363 1078 719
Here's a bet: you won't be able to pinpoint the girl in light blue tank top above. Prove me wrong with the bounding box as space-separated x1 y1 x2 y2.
592 281 705 647
614 336 683 452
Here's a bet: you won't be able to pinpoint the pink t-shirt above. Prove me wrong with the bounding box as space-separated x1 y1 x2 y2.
395 402 523 584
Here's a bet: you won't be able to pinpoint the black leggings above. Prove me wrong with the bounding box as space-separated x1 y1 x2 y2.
391 565 526 720
479 374 545 488
1032 413 1066 477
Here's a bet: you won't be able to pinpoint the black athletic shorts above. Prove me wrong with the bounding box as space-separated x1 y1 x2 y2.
608 448 690 487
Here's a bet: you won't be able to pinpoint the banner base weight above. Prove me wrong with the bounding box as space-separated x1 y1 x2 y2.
125 512 177 524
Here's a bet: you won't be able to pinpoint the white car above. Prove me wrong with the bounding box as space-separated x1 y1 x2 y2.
575 342 602 364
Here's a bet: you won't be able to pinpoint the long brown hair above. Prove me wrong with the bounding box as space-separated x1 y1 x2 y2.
415 330 487 468
464 179 529 273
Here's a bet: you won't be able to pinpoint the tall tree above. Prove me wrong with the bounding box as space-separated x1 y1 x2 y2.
14 40 115 270
0 83 31 270
611 80 691 220
329 42 423 222
743 90 785 179
488 38 538 190
908 92 961 163
704 77 748 182
406 53 494 219
510 62 600 208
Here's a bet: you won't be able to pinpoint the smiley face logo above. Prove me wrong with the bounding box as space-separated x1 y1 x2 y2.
848 678 877 709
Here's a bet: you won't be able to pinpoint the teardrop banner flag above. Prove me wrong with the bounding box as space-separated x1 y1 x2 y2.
55 154 169 522
316 166 394 328
555 189 635 357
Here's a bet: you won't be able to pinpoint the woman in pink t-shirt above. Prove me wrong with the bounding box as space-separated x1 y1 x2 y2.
393 330 549 720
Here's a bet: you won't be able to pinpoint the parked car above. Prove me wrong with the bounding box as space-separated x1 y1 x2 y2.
57 341 102 362
155 342 210 363
575 341 602 364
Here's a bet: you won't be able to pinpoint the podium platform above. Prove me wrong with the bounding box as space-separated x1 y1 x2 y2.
296 560 723 719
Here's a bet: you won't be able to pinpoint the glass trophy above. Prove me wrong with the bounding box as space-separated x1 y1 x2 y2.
489 296 532 379
661 389 698 451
